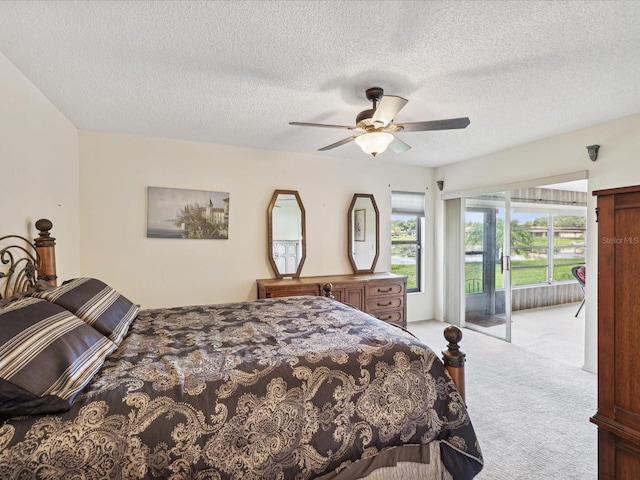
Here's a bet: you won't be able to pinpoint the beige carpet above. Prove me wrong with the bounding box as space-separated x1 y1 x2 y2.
410 319 597 480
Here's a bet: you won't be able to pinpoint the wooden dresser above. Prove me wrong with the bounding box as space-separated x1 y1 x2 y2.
591 185 640 479
256 272 407 328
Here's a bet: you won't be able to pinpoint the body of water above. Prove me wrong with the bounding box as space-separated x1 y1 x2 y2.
147 228 184 239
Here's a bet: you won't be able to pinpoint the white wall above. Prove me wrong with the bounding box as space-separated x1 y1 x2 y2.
434 112 640 373
78 131 434 321
0 51 80 279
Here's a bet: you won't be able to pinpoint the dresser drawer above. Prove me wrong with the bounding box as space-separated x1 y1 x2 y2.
366 295 404 313
367 296 404 313
366 281 405 298
370 309 405 326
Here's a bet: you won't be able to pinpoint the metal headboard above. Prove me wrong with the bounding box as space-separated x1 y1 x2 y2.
0 219 57 299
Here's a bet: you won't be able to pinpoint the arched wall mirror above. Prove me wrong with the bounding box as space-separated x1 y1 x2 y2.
348 193 379 274
268 190 306 279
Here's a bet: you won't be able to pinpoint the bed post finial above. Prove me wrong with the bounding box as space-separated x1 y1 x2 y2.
322 283 335 299
442 325 466 401
34 219 57 286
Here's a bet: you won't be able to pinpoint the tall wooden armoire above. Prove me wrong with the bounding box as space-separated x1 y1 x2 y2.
591 185 640 478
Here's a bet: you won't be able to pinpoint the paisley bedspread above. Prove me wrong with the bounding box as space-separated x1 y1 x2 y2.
0 296 483 479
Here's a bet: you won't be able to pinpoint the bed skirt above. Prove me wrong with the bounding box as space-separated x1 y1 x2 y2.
317 441 454 480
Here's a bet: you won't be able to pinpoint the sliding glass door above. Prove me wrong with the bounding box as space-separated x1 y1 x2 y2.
464 192 512 341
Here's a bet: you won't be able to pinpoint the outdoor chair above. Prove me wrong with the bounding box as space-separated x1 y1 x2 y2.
571 265 586 317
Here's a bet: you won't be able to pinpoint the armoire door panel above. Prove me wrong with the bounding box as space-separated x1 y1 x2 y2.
613 207 640 415
616 436 640 480
593 184 640 478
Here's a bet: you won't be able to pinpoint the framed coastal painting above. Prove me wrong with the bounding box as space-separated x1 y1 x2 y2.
147 186 229 239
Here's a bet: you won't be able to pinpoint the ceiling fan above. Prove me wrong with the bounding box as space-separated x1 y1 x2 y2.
290 87 470 157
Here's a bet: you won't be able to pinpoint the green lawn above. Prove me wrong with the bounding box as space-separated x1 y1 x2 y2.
391 264 416 289
391 258 582 293
465 258 582 292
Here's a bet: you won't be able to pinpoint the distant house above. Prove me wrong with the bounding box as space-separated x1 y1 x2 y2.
200 198 229 226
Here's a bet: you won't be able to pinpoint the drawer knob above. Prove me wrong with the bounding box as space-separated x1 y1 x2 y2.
378 287 393 293
377 301 393 307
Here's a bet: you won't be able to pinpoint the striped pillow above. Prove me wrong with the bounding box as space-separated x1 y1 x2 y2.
33 277 139 346
0 297 116 415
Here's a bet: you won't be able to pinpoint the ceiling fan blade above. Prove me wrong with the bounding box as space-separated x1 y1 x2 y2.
388 136 411 153
318 135 360 151
396 117 470 132
289 121 355 130
371 95 408 127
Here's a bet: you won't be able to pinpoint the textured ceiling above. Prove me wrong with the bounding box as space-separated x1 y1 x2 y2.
1 0 639 168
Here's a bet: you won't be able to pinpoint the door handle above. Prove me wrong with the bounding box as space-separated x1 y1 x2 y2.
502 255 510 272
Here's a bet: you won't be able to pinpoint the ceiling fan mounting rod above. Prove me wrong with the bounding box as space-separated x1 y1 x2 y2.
365 87 384 110
355 87 386 127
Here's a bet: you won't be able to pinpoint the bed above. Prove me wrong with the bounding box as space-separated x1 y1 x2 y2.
0 220 483 479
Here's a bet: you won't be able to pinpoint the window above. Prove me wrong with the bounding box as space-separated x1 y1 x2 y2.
510 211 586 286
552 215 586 281
391 191 424 293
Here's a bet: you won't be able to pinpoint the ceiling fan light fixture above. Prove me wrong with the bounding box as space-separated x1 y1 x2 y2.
355 132 394 157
